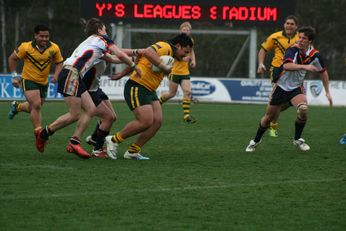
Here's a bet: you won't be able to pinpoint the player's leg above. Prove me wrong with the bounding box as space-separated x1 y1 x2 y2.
290 93 310 151
269 103 291 137
87 98 116 146
24 89 43 132
246 85 286 152
181 78 196 123
246 104 281 152
124 100 162 160
105 80 154 159
92 100 117 158
65 91 97 158
37 69 95 154
159 77 179 104
134 102 162 146
8 100 31 120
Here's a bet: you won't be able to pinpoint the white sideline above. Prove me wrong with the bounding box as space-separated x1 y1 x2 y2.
0 177 343 200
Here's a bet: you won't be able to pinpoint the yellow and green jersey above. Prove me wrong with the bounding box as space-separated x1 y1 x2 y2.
130 41 174 91
14 40 64 85
261 31 299 68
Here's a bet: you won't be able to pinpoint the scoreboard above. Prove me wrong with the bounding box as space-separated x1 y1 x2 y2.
81 0 295 27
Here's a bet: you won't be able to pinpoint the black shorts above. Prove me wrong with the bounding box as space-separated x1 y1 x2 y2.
57 68 87 97
270 85 304 105
89 88 109 106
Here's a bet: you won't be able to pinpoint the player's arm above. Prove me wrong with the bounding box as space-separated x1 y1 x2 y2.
189 48 196 68
283 62 319 72
51 62 63 83
109 66 133 81
8 51 21 88
121 48 146 57
143 47 171 74
319 70 333 106
108 44 141 76
102 53 122 64
257 48 267 74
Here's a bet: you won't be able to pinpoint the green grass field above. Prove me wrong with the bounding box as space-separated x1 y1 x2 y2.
1 101 345 230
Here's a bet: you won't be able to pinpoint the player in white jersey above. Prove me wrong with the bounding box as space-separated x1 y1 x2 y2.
63 60 113 158
35 18 140 158
246 26 333 152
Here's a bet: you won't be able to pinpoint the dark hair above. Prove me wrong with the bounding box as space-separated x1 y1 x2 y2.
298 26 315 41
85 18 105 36
284 15 299 25
169 33 193 48
34 25 49 34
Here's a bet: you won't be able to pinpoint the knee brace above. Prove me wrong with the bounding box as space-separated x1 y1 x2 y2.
296 103 308 121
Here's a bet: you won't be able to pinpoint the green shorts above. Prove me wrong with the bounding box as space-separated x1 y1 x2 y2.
21 79 48 98
124 79 159 111
168 74 190 84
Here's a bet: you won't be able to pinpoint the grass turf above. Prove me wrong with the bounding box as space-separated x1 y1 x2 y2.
0 101 345 230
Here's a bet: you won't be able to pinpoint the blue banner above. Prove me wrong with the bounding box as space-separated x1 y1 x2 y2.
0 75 63 100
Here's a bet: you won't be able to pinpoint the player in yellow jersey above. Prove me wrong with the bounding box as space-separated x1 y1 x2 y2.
105 33 193 160
257 15 299 137
159 22 197 123
8 25 63 138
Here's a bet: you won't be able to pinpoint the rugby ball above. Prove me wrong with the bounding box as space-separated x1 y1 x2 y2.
152 55 174 72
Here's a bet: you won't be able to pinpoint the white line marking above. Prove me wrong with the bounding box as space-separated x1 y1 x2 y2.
0 178 343 200
0 163 74 170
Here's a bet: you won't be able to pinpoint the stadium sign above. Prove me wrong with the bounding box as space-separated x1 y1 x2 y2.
81 0 295 26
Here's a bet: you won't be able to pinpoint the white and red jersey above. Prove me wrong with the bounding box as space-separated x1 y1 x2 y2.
63 34 113 77
83 60 107 92
277 45 326 91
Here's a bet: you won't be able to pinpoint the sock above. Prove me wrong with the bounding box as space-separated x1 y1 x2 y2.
270 122 278 130
111 132 124 144
40 125 54 140
34 126 42 134
128 143 141 154
69 136 81 145
182 98 191 119
159 96 166 104
94 128 109 150
254 122 269 143
91 120 102 141
294 119 306 140
17 103 22 112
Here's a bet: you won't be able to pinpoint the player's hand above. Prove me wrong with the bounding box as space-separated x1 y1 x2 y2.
157 62 172 75
304 64 319 72
51 76 58 83
136 49 145 56
11 77 20 88
182 56 190 62
133 66 141 77
190 60 196 68
325 92 333 106
257 64 266 74
11 72 21 88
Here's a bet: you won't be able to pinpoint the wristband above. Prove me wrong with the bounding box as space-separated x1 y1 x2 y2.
11 71 18 78
132 49 138 56
259 64 265 69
